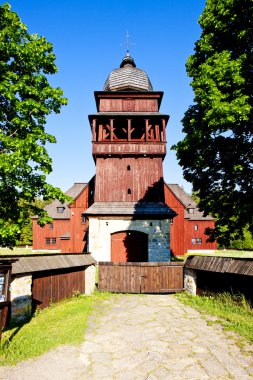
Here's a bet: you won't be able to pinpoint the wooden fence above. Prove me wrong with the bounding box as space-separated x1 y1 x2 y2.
32 268 85 309
98 262 184 293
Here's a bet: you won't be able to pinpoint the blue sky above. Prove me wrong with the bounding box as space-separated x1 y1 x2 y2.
3 0 206 193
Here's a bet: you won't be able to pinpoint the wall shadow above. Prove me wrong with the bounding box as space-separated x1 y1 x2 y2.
119 177 174 262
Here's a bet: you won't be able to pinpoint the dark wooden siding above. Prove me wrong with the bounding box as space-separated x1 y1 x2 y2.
98 262 183 293
95 157 164 202
32 268 85 309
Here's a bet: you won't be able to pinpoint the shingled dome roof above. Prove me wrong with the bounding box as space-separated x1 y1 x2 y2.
103 51 153 92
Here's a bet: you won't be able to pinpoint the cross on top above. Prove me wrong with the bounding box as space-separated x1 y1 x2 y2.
121 31 135 54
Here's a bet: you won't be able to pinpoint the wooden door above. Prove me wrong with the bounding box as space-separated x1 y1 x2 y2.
111 231 148 262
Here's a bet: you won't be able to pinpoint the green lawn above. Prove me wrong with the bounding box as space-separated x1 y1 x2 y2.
177 292 253 344
0 292 113 365
175 250 253 260
0 247 58 255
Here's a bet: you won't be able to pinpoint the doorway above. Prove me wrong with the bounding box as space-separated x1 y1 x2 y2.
111 231 148 262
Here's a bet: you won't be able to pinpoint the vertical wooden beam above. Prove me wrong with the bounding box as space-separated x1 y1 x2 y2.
110 119 114 141
98 124 102 141
92 119 97 141
145 119 149 141
127 119 131 141
162 119 166 142
155 124 159 141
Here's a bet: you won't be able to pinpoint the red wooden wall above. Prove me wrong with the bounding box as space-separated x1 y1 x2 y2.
95 157 164 202
32 219 70 251
32 179 94 253
164 184 217 256
96 92 162 112
164 185 185 256
186 220 216 251
69 185 90 252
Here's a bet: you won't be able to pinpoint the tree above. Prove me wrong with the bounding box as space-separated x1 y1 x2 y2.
0 3 70 248
173 0 253 245
18 198 52 246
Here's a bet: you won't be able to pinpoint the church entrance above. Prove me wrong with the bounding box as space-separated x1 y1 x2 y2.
111 231 148 262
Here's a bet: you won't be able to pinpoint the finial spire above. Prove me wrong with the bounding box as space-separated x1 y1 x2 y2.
126 30 130 52
121 31 135 55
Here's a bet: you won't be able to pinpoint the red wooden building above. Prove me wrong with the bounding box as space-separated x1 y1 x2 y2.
164 184 216 256
32 52 216 258
32 179 94 253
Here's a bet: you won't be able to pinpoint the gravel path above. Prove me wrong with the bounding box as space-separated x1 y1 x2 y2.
1 294 253 380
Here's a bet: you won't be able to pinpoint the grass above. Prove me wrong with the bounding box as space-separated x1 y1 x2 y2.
172 250 253 261
177 292 253 344
187 250 253 259
0 291 113 365
0 247 57 256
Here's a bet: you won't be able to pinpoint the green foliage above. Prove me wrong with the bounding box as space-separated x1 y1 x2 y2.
177 292 253 343
173 0 253 245
228 225 253 249
0 292 113 365
18 198 51 245
0 3 70 247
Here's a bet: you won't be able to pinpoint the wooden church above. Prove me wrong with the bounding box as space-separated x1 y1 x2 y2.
33 53 216 259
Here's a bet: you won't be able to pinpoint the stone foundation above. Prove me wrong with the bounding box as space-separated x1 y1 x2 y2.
184 268 197 295
10 274 32 321
89 218 171 262
85 265 96 294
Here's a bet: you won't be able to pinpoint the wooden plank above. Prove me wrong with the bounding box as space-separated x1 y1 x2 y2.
98 262 183 293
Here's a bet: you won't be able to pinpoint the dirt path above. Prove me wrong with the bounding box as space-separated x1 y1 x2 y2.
1 294 253 380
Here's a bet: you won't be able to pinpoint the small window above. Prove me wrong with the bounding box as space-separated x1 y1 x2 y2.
127 188 131 194
170 218 173 225
57 207 65 213
127 165 131 171
196 238 202 244
188 208 194 214
194 224 198 231
81 216 87 224
45 237 57 245
49 223 53 229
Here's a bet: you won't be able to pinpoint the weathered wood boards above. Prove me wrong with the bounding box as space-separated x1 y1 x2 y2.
98 262 183 293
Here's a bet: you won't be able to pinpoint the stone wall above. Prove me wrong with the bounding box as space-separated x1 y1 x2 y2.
85 265 96 294
184 268 197 295
89 218 171 262
10 274 32 321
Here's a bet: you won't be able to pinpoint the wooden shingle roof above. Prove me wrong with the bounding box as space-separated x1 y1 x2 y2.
166 184 215 221
10 254 96 275
84 202 176 217
185 255 253 276
38 183 87 220
103 53 153 92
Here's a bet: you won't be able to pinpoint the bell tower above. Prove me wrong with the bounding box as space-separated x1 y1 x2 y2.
85 52 175 262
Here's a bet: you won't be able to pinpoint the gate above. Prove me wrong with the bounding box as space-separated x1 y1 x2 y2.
98 262 184 293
